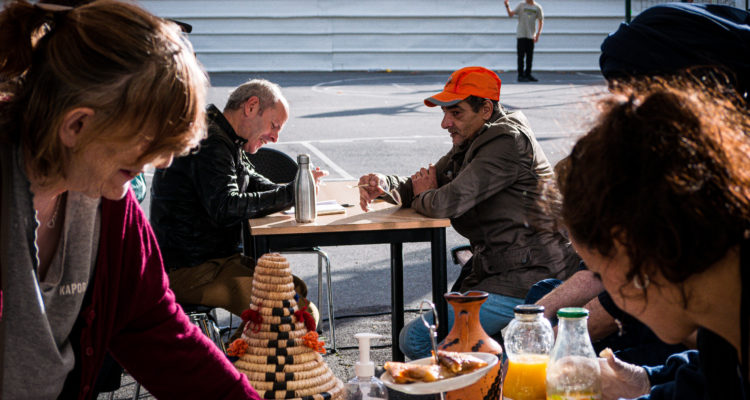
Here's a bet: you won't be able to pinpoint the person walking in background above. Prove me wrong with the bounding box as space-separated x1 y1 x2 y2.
504 0 544 82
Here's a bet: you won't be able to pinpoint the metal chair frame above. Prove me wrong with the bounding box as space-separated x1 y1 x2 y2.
245 147 336 350
181 304 227 353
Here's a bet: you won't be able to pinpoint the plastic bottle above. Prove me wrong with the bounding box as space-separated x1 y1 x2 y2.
344 333 388 400
545 307 602 400
502 304 554 400
294 154 316 223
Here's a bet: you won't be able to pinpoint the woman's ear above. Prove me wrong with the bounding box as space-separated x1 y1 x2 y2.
611 227 627 249
59 107 95 148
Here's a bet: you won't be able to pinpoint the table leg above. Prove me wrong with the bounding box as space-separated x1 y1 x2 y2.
390 242 405 362
431 228 448 340
253 236 270 260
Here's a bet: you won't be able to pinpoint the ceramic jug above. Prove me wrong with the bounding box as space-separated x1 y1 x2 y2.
438 291 503 400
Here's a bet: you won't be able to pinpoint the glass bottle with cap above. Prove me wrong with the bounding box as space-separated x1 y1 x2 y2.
545 307 602 400
502 304 554 400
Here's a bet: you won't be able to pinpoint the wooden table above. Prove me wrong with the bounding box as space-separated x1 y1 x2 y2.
247 181 451 361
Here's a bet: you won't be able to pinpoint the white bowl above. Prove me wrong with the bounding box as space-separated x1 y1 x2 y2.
379 352 498 395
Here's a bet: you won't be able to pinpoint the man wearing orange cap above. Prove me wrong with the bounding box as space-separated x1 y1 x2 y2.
358 66 578 359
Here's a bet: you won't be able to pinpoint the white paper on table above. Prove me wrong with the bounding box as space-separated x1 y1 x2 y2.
283 200 346 216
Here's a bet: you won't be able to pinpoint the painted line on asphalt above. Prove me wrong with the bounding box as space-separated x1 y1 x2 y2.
310 74 604 101
279 134 443 144
300 141 355 180
311 74 446 99
277 131 584 145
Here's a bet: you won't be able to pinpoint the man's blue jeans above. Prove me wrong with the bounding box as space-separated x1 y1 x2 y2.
399 293 524 360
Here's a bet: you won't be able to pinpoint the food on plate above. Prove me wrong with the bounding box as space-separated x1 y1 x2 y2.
384 351 490 384
384 361 444 383
437 350 489 374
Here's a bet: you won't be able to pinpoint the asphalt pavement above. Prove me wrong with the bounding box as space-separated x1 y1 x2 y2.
100 70 607 399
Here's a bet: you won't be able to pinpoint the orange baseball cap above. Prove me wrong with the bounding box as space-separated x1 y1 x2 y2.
424 66 502 107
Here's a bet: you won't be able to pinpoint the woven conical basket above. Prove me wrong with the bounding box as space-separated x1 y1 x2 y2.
233 253 344 400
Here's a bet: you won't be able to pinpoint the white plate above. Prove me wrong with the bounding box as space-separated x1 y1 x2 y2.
379 352 498 395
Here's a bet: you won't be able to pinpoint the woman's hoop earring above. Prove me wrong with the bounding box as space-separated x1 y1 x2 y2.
633 274 650 290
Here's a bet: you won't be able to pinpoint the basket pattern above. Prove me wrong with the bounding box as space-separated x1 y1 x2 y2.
234 253 343 400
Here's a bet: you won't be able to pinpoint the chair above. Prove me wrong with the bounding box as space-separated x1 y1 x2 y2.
245 147 336 351
180 303 228 353
450 244 473 266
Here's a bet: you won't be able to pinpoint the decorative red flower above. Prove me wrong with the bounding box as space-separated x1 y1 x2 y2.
294 304 316 332
226 339 248 357
302 331 326 354
240 302 263 333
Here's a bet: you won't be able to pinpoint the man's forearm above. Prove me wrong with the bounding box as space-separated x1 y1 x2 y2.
385 174 414 207
585 297 619 341
536 270 604 321
243 183 295 218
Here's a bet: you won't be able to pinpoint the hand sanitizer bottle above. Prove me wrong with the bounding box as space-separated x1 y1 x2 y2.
344 333 388 400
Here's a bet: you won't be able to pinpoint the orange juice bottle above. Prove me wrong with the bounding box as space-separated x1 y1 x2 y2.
504 354 549 400
502 305 554 400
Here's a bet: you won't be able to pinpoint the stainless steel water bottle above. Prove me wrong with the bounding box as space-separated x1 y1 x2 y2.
294 154 316 223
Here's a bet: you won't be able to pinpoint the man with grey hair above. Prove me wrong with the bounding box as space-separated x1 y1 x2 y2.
150 79 326 327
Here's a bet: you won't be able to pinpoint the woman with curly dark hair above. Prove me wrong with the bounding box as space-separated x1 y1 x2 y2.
557 77 750 400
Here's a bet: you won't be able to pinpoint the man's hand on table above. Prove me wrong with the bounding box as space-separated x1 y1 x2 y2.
358 173 388 211
599 348 651 400
411 164 437 196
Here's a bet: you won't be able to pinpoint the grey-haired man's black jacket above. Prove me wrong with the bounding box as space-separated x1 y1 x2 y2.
150 104 293 269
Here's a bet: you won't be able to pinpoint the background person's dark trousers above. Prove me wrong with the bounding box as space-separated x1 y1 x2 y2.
517 38 536 81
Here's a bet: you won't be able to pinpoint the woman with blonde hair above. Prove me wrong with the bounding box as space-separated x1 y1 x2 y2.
0 1 259 398
558 77 750 400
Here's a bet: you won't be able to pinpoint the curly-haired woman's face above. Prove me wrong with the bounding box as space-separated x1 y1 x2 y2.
571 237 694 345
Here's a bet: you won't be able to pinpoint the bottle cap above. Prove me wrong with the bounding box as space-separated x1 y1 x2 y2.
513 304 544 314
297 154 310 164
557 307 589 318
353 333 382 378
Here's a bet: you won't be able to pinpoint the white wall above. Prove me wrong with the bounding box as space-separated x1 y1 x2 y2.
140 0 626 72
